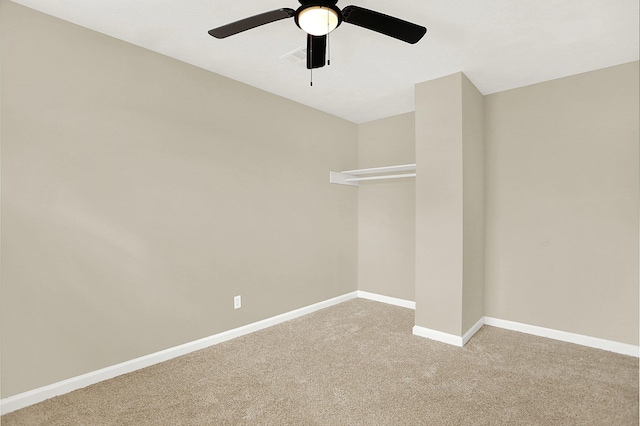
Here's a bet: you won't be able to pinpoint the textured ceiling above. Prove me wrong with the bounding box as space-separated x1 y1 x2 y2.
10 0 639 123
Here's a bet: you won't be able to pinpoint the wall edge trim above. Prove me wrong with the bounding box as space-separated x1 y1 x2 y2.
411 315 638 358
483 317 640 358
356 290 416 309
412 325 464 347
0 291 358 415
462 317 485 345
5 293 636 414
412 317 484 347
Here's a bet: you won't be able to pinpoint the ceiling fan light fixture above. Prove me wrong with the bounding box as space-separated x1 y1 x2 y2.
297 6 339 36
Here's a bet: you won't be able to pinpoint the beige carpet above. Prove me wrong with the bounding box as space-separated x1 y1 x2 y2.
2 299 638 425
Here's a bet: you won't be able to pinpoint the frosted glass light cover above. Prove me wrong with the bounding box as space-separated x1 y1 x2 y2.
298 7 339 36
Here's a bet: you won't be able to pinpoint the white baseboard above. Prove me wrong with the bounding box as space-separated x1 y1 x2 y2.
0 291 358 415
462 317 485 346
4 291 637 415
413 325 464 346
356 290 416 309
412 316 484 347
483 317 640 358
413 315 640 358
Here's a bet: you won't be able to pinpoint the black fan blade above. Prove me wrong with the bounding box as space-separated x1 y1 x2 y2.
307 34 327 69
341 5 426 44
208 8 295 39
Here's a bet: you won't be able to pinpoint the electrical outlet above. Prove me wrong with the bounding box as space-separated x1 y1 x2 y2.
234 295 241 309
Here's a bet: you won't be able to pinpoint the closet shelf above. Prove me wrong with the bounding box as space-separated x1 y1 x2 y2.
329 164 416 186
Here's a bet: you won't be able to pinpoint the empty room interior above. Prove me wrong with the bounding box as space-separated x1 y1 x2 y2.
1 0 639 423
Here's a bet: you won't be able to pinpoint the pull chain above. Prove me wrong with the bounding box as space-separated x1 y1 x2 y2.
327 12 331 66
309 35 313 86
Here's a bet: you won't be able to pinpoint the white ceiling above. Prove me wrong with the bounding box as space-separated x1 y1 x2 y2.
11 0 639 123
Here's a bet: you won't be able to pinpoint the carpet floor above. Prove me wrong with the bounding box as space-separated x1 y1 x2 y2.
2 298 638 425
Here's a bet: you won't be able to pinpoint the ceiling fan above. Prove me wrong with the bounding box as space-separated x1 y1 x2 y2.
208 0 427 70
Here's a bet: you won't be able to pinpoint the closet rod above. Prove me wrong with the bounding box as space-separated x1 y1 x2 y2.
344 173 416 182
341 164 416 176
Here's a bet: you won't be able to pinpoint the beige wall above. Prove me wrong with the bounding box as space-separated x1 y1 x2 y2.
484 62 639 345
357 113 415 301
461 74 485 333
1 1 358 397
415 73 465 335
414 72 485 337
2 0 638 402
